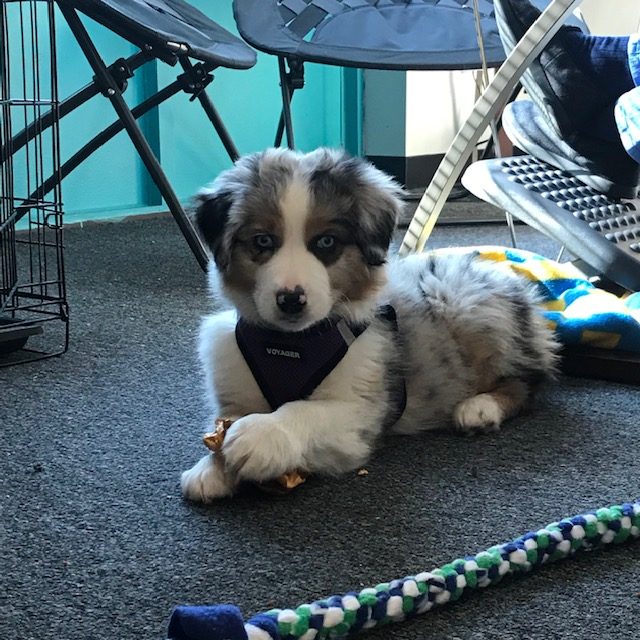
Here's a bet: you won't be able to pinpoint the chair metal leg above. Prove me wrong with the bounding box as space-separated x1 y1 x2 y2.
16 68 247 226
57 1 209 271
178 58 240 162
485 91 519 249
275 56 304 149
16 79 187 223
274 111 287 148
10 56 242 226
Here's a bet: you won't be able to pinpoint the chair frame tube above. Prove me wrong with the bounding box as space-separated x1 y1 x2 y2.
57 1 211 269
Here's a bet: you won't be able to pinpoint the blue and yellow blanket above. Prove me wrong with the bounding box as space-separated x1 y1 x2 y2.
442 246 640 353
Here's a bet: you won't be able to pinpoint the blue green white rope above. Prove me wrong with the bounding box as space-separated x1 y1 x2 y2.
168 501 640 640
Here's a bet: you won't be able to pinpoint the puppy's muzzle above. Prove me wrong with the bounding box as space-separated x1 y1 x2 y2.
276 286 307 315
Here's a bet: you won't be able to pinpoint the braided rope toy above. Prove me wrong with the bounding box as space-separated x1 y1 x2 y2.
168 501 640 640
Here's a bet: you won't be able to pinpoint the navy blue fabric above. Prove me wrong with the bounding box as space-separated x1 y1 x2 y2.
372 592 389 620
444 574 458 591
354 599 369 630
564 33 633 108
235 306 403 411
309 612 324 630
167 604 248 640
246 613 280 637
563 32 632 142
235 317 353 410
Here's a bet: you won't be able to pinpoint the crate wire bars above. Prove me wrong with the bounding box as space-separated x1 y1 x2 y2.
0 0 68 365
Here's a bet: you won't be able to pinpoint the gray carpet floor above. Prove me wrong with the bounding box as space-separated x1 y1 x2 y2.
1 212 639 640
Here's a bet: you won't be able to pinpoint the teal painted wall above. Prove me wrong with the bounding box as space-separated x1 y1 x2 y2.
156 1 344 207
49 2 346 223
56 24 152 219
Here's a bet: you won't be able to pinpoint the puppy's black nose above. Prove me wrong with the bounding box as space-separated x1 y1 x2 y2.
276 287 307 315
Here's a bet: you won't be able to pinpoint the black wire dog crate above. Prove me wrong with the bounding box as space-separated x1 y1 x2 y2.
1 0 68 365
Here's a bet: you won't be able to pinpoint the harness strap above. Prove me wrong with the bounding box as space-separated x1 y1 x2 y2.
235 306 405 415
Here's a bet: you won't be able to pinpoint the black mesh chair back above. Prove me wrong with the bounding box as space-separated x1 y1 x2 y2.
234 0 504 71
71 0 256 68
233 0 508 149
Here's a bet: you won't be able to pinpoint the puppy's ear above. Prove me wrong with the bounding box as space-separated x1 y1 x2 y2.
356 192 400 267
347 158 405 267
193 190 233 270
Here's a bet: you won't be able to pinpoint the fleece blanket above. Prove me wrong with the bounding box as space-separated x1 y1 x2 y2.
460 246 640 353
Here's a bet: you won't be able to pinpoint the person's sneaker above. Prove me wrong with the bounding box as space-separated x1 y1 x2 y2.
495 0 640 198
494 0 602 139
503 100 640 199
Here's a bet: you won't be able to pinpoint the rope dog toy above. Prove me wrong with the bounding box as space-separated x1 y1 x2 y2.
168 501 640 639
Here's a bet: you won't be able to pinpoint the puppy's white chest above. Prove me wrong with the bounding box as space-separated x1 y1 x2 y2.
199 311 270 414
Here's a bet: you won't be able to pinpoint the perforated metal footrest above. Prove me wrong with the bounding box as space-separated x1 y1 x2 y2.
462 156 640 292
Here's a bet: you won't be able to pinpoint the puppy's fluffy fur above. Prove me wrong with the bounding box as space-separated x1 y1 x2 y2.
181 148 558 502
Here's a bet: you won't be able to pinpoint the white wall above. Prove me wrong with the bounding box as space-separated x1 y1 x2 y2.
579 0 640 34
362 67 491 173
405 69 487 157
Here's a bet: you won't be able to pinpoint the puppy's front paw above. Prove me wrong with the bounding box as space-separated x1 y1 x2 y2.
453 393 503 435
222 414 301 483
181 454 235 503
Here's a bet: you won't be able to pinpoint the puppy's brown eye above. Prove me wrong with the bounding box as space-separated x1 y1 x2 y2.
253 234 276 251
315 235 336 251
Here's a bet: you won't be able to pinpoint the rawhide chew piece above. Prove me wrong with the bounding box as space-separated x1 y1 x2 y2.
256 470 308 495
202 418 234 453
202 417 307 492
278 470 307 489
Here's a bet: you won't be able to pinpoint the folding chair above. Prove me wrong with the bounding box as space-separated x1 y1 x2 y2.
232 0 507 150
460 76 640 384
2 0 257 271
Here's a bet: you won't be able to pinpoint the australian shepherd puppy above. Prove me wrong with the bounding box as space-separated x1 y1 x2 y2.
181 148 558 502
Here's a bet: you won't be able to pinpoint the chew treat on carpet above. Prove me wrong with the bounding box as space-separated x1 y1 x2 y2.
203 418 307 492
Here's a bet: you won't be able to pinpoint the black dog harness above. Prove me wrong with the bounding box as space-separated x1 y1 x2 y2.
235 305 406 421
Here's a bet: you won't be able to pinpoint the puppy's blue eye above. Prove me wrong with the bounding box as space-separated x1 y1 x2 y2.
254 234 275 250
315 235 335 250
